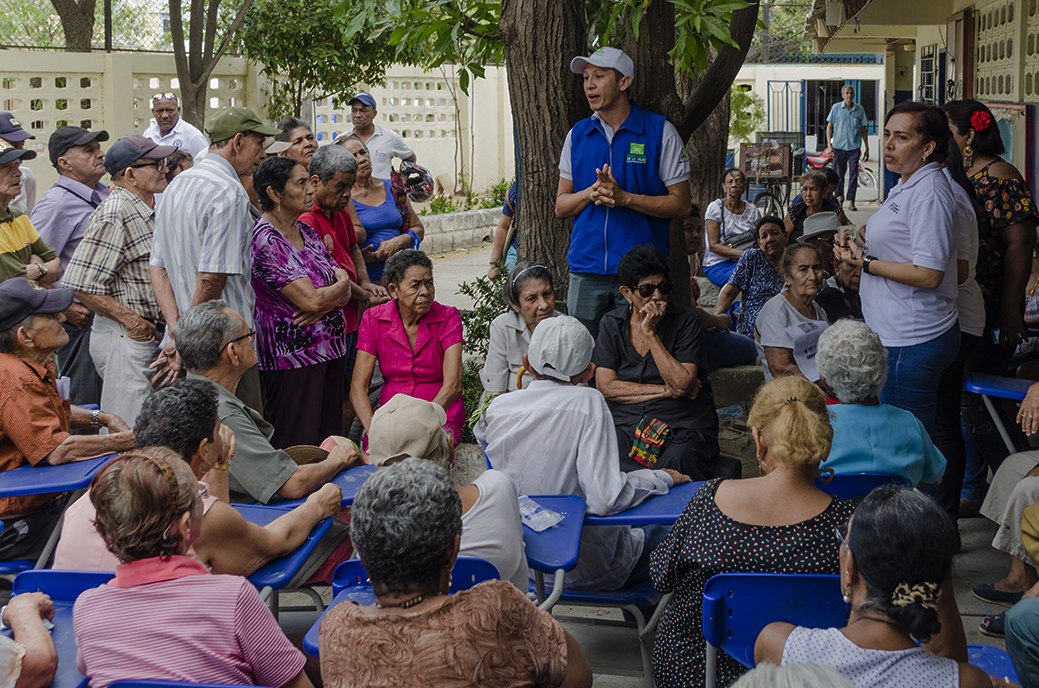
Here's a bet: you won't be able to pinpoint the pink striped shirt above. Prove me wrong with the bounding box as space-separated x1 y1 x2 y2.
73 556 304 688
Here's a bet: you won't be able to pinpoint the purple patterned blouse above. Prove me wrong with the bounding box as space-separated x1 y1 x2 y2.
251 218 347 371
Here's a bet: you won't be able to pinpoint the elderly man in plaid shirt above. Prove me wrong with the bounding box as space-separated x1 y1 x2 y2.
62 135 177 426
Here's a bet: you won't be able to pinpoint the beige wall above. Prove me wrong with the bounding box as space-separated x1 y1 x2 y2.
311 64 515 194
4 51 267 195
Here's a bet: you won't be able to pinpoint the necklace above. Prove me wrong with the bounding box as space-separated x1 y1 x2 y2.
376 591 444 609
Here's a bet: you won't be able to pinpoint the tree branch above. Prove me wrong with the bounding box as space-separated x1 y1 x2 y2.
169 0 190 86
457 9 500 41
676 1 760 140
197 0 255 85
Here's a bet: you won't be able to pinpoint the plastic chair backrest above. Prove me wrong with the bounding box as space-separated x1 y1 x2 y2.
702 573 847 668
332 557 500 598
814 472 909 501
967 644 1019 683
13 570 114 603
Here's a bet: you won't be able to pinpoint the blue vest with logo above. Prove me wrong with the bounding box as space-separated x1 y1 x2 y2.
567 102 672 274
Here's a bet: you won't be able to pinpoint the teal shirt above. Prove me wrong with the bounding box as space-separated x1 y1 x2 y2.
826 101 868 150
821 403 946 487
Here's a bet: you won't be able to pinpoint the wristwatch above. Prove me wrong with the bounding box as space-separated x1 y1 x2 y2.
90 409 101 429
37 263 48 278
862 255 877 275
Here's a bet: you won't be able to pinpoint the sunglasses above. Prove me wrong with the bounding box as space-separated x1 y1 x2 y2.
152 92 177 101
634 281 674 298
229 329 255 344
162 482 209 539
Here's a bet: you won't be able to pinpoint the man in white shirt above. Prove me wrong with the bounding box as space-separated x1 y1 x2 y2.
149 106 279 412
143 93 210 163
476 315 690 591
0 113 35 214
343 92 416 180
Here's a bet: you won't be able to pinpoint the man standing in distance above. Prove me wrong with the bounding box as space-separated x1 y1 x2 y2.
143 93 210 162
149 106 279 412
345 92 416 180
825 85 870 212
62 135 177 427
31 126 111 408
555 47 691 339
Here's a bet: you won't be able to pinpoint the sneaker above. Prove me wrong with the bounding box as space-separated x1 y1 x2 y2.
847 202 857 212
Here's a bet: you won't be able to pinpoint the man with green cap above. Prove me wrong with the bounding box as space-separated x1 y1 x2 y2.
149 106 279 412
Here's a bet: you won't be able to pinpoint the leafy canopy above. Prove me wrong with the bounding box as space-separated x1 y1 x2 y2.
239 0 397 119
336 0 754 94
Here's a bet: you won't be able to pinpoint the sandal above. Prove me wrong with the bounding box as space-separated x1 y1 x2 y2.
980 612 1006 638
973 583 1025 607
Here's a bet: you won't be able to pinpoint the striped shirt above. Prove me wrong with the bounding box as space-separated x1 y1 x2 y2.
151 154 255 326
74 556 304 688
62 186 161 321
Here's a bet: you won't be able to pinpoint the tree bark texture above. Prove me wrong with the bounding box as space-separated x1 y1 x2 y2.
168 0 255 129
499 0 587 300
50 0 96 51
685 93 730 279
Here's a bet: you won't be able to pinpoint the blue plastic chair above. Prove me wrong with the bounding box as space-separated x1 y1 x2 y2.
703 572 848 686
814 472 909 501
331 557 500 598
10 570 114 688
305 557 500 657
702 572 1020 687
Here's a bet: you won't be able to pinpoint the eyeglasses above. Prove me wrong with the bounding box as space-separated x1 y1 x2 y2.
131 157 168 171
229 329 255 344
162 482 209 539
834 525 851 550
634 281 673 298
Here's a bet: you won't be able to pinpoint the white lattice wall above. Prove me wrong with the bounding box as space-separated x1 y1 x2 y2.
5 51 266 194
975 0 1022 101
312 65 515 193
1023 0 1039 99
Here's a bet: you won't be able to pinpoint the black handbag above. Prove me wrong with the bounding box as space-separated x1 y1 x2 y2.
718 199 757 250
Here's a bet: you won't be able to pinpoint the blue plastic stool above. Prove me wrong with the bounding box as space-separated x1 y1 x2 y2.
814 472 909 501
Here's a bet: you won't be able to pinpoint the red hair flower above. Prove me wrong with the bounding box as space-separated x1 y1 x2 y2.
971 110 994 132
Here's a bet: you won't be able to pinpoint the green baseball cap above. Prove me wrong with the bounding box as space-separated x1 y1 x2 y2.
204 106 280 144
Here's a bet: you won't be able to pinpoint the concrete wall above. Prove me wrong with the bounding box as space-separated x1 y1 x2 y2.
419 208 499 255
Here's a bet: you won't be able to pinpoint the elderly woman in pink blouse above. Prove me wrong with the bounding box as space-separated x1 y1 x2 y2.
350 249 465 444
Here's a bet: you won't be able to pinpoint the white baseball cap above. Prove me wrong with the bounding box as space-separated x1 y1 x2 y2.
527 315 595 383
570 47 635 81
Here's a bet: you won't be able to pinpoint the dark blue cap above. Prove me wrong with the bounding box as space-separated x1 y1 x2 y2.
0 279 74 332
348 93 377 109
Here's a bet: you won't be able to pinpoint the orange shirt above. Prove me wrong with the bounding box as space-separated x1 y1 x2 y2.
0 353 70 516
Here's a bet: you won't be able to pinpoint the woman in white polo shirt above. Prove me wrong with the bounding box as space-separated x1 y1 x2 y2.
836 101 960 434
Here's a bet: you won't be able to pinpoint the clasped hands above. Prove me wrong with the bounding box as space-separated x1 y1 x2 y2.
583 164 628 208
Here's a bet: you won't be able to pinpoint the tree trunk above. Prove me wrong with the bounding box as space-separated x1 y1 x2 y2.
179 81 209 130
499 0 586 301
50 0 96 51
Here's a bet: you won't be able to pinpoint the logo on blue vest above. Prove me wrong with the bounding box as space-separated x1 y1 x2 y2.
626 142 647 165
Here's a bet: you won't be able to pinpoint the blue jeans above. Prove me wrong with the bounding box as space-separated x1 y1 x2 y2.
567 273 626 340
880 324 961 435
702 329 758 370
704 260 738 288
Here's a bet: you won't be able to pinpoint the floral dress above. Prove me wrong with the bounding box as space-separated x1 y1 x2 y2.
971 163 1038 323
650 479 855 687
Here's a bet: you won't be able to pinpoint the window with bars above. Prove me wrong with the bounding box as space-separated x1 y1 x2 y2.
920 44 939 103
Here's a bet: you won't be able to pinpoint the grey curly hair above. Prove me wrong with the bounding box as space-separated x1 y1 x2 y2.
816 319 887 403
350 457 461 595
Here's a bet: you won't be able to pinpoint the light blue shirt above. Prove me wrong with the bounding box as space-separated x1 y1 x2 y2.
822 403 947 487
826 101 868 151
31 176 110 276
151 153 255 327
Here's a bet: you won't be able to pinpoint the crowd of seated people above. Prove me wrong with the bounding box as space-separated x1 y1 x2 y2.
6 92 1039 688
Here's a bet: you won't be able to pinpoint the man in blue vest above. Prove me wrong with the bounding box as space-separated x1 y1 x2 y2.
555 47 690 339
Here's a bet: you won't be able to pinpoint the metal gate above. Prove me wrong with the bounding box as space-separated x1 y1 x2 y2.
766 80 803 133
